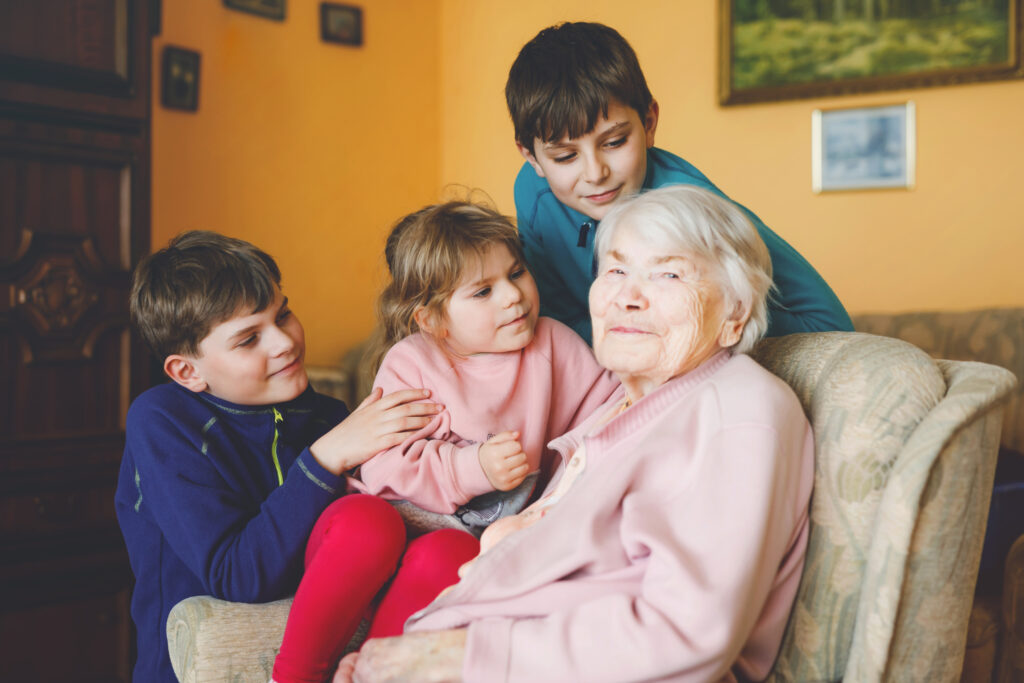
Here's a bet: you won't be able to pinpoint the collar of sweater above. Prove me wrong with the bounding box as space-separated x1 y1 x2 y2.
187 384 319 417
550 350 733 455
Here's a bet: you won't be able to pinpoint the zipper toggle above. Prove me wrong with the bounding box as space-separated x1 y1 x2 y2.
577 221 592 248
271 408 285 486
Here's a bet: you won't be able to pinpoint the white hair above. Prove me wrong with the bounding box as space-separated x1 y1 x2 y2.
594 185 775 354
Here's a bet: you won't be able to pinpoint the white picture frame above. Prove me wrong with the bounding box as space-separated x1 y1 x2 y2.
812 102 916 193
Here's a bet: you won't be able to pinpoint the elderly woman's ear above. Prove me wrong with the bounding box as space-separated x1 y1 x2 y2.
718 300 751 350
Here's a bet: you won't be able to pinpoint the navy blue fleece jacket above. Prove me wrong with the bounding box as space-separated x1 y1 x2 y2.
115 382 348 683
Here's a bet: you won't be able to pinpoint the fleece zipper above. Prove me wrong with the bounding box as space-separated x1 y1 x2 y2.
271 407 285 486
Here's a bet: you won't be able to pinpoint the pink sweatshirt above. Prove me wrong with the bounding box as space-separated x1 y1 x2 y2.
408 351 815 683
353 317 621 514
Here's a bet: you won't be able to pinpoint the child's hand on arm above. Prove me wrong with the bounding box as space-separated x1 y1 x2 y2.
310 388 442 475
478 430 530 491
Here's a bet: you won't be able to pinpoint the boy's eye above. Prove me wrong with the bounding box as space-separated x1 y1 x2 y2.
552 152 576 163
472 287 491 298
510 268 526 280
237 334 258 348
277 309 292 323
605 136 627 148
660 272 680 280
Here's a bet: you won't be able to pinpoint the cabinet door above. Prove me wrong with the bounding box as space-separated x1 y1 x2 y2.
0 1 152 680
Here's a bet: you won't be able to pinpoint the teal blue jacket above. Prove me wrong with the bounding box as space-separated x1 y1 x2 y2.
515 147 853 344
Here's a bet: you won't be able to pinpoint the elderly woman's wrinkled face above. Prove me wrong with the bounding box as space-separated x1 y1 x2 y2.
589 219 744 396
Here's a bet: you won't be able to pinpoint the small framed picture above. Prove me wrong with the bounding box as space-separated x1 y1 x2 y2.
161 46 200 112
812 102 915 193
224 0 286 21
321 3 363 46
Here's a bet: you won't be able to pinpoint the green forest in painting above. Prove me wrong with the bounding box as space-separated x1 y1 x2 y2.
732 0 1011 89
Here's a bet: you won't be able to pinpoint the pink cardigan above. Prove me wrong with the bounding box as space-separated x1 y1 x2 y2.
352 317 621 513
408 351 814 683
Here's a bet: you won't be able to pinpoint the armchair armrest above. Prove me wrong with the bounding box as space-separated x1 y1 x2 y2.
167 595 293 682
167 595 369 682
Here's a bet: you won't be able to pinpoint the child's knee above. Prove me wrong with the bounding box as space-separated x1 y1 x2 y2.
404 529 480 572
307 495 406 564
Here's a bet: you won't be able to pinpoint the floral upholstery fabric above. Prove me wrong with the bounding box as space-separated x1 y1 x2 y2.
167 596 367 683
166 331 1016 683
754 333 1013 682
853 308 1024 455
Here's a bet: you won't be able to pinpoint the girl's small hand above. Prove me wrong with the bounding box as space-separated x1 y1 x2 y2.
310 388 443 475
478 430 530 491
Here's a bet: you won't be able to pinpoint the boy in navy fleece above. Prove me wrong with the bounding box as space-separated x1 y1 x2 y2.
115 231 440 682
506 22 853 344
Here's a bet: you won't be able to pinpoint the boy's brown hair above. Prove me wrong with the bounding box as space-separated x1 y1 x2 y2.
505 21 653 150
130 230 281 359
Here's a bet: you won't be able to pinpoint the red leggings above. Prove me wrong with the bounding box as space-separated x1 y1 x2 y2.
272 494 479 683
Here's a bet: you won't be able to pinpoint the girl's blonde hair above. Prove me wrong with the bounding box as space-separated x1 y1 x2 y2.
365 201 524 377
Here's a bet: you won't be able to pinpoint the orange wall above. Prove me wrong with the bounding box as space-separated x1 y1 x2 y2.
438 0 1024 317
154 1 1024 363
152 0 441 364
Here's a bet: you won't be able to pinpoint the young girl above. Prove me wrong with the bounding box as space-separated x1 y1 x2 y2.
354 200 621 531
272 200 620 683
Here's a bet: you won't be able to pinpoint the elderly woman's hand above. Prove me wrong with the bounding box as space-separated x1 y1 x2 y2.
332 629 468 683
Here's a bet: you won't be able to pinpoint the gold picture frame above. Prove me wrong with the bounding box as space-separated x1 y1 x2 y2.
720 0 1023 105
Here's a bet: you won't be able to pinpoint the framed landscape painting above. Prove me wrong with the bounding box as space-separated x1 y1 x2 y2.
720 0 1023 104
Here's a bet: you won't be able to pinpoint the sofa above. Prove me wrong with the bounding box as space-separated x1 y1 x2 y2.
851 308 1024 682
166 328 1017 682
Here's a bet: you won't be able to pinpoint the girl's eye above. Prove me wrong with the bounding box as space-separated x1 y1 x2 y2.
277 309 292 323
660 272 680 280
237 335 258 348
510 268 526 280
472 287 491 298
607 267 625 276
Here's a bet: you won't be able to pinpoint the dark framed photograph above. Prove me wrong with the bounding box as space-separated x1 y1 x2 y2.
160 46 200 112
224 0 286 21
321 3 363 46
720 0 1024 105
812 102 916 193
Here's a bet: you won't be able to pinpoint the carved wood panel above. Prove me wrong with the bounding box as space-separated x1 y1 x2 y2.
0 1 151 679
0 135 137 447
0 0 145 120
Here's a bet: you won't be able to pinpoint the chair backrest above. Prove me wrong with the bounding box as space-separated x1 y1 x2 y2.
853 308 1024 456
752 332 1014 682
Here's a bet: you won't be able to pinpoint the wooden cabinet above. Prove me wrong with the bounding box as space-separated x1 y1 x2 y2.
0 1 152 680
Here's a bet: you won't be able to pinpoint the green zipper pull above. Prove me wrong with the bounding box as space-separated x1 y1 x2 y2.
271 407 284 486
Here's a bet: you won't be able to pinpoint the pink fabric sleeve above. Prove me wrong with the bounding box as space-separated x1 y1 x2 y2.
354 351 494 514
463 421 813 683
547 321 622 432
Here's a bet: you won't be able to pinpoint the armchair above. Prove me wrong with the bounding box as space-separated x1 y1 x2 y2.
166 331 1016 682
851 307 1024 682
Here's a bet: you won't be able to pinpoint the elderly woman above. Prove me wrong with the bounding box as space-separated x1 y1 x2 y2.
340 185 815 683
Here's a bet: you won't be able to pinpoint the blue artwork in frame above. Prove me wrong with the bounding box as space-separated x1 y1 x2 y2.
812 102 916 192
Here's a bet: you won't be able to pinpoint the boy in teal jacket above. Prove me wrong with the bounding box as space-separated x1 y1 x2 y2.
506 21 853 344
